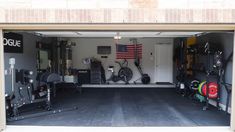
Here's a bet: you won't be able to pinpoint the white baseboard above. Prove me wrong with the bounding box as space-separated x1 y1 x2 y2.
209 99 231 114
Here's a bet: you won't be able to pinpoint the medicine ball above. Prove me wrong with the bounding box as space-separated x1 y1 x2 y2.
141 74 150 84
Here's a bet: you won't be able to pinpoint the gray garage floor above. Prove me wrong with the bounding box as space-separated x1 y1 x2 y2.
8 88 230 126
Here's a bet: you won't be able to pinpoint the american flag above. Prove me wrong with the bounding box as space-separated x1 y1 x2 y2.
116 44 142 59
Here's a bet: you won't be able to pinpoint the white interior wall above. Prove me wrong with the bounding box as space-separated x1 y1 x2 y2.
68 37 174 84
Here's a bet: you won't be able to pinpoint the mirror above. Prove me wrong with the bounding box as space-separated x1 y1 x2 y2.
38 50 49 70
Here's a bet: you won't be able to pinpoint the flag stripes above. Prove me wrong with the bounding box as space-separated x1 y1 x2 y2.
116 44 142 59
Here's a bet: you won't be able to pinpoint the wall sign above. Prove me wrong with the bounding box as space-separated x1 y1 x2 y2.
3 32 23 53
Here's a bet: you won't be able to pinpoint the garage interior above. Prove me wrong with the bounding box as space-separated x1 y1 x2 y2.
3 30 233 126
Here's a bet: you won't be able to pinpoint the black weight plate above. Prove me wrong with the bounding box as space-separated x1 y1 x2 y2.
118 67 133 81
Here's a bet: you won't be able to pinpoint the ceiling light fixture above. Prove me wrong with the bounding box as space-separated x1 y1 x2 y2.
156 32 161 35
114 32 122 40
75 32 82 36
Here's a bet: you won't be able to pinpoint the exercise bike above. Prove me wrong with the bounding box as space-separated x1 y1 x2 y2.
107 59 133 84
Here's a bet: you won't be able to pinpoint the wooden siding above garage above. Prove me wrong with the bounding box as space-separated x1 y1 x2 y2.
1 8 235 23
0 0 235 23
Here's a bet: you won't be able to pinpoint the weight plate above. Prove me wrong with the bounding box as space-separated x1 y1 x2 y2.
200 82 207 95
202 82 218 99
198 81 206 95
191 80 199 90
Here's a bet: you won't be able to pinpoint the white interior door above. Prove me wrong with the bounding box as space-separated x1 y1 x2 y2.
154 43 173 83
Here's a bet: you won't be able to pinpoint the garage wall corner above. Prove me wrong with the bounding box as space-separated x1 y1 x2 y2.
0 29 6 131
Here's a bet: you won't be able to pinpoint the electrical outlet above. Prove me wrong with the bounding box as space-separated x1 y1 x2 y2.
4 70 8 75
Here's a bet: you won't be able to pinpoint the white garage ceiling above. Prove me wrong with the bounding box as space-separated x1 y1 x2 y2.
34 31 202 38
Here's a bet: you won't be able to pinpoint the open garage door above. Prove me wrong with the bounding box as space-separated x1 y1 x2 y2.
2 24 234 131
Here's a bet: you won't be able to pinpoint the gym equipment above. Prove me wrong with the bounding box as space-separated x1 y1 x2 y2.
131 38 150 84
178 38 231 112
213 51 223 69
5 57 63 120
201 82 218 99
186 37 196 46
198 43 233 111
39 72 61 98
60 41 76 78
5 58 16 117
198 81 206 95
6 67 51 119
90 60 102 84
190 80 200 90
36 41 59 73
7 106 79 122
107 59 133 84
5 41 82 121
195 93 206 103
82 58 91 65
7 58 16 97
202 42 222 110
107 66 119 83
9 58 15 90
222 83 232 114
187 78 200 100
64 75 77 83
117 59 133 83
220 51 233 114
101 65 106 84
77 69 91 84
90 59 106 84
175 39 187 95
6 70 81 121
16 69 34 84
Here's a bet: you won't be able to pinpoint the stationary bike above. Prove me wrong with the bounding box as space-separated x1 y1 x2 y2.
107 59 133 84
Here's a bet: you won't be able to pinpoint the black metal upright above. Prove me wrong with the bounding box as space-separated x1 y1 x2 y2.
203 42 210 110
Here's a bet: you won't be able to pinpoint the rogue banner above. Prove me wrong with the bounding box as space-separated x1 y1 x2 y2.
3 32 23 53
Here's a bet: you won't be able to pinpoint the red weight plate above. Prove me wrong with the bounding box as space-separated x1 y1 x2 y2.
202 82 218 99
